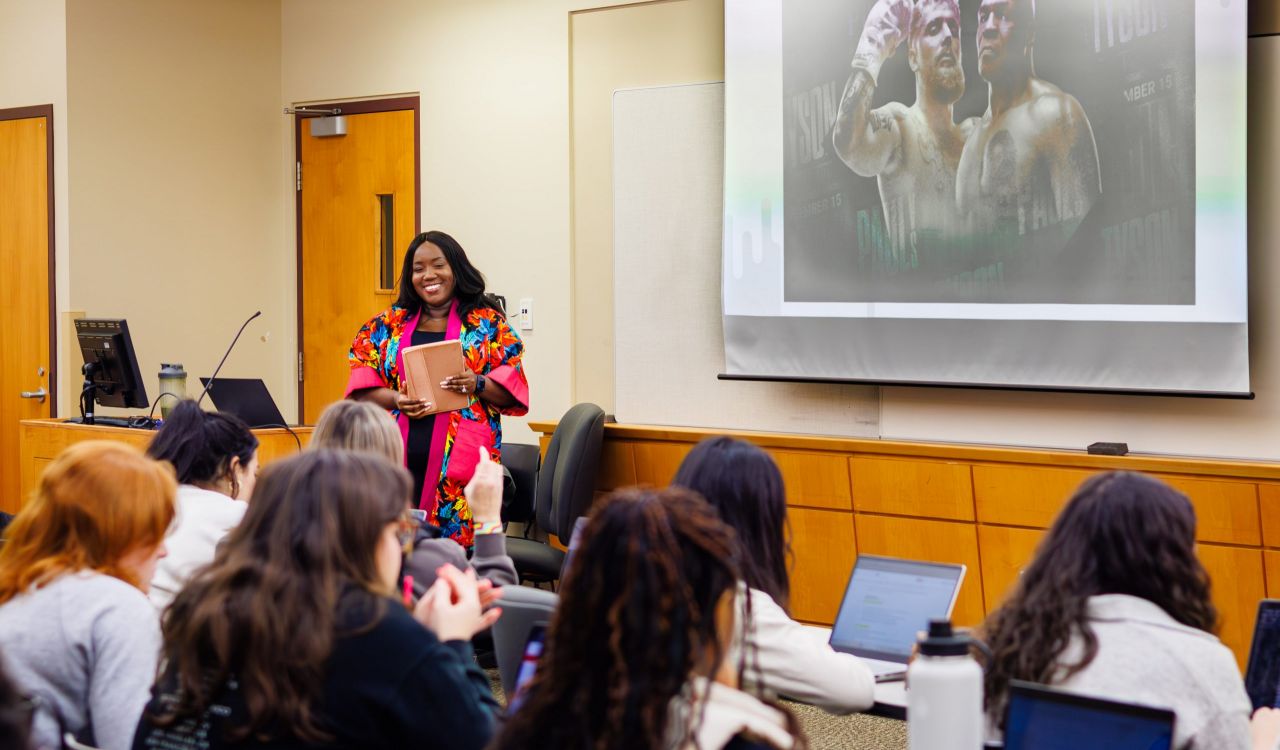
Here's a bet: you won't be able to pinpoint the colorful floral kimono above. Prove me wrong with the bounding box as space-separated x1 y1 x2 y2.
346 301 529 546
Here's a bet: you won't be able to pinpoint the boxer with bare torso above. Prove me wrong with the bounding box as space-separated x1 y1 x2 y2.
956 0 1101 238
833 0 976 272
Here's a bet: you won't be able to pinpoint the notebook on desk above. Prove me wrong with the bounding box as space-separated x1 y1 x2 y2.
828 555 965 678
199 378 286 428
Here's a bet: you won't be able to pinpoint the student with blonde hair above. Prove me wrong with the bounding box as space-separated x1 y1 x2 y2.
0 441 175 750
310 399 516 592
311 399 404 462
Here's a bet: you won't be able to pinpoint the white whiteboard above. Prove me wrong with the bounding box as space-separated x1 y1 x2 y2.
612 83 879 437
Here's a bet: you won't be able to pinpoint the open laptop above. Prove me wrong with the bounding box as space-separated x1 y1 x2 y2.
199 377 287 428
1003 681 1175 750
1246 599 1280 710
828 555 965 679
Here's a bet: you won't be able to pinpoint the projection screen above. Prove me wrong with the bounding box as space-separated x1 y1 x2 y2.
722 0 1249 395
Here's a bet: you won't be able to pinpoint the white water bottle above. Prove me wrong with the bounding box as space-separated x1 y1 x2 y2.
907 619 984 750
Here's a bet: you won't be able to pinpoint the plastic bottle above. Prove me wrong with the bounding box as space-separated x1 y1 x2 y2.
907 618 984 750
157 363 187 419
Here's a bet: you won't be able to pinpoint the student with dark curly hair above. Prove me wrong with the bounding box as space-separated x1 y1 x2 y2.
492 487 804 750
981 471 1280 750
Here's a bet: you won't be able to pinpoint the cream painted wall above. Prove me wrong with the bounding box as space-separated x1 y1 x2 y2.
65 0 289 420
281 0 631 443
14 0 1275 459
569 0 725 413
0 0 70 406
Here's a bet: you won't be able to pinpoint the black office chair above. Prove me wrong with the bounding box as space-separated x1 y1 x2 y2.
500 443 541 524
507 403 604 584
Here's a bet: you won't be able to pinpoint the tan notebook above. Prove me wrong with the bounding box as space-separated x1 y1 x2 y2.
401 340 470 414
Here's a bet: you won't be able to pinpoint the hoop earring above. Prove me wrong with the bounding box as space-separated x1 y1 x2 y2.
230 476 240 500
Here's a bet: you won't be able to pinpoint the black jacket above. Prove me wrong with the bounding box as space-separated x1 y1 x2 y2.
133 593 499 750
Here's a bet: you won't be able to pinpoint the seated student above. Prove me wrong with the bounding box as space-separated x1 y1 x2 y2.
0 441 175 750
492 487 803 750
310 399 516 591
673 437 874 714
134 449 502 750
981 471 1280 750
145 399 259 609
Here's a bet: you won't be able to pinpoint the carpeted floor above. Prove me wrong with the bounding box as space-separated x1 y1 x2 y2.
486 669 906 749
783 698 906 750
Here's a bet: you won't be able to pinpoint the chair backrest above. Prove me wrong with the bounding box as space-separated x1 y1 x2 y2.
501 443 541 524
492 586 560 697
535 403 605 538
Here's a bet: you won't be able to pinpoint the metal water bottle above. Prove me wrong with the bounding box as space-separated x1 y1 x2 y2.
907 619 984 750
157 363 187 418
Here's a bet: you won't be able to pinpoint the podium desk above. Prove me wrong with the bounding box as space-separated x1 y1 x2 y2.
15 418 312 512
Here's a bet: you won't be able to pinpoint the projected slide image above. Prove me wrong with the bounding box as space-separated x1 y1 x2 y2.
783 0 1194 304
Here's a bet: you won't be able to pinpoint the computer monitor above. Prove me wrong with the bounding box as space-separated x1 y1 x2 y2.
75 318 149 412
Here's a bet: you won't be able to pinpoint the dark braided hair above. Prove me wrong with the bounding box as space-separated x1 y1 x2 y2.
492 487 752 750
146 399 258 487
980 471 1217 725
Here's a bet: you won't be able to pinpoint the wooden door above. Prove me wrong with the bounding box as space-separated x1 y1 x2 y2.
298 104 417 424
0 109 54 512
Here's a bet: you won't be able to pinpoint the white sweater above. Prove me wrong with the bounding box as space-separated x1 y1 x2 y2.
996 594 1253 750
149 484 246 610
733 586 876 714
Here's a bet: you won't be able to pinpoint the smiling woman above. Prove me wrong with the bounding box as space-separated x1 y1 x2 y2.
345 231 530 547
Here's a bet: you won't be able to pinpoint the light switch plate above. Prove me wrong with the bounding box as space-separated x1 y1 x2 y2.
518 297 533 330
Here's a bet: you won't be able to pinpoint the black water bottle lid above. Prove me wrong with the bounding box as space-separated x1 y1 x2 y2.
918 618 970 657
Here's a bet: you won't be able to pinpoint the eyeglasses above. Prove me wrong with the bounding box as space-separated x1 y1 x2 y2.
397 509 420 554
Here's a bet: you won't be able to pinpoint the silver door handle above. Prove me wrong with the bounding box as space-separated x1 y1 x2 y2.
20 388 46 402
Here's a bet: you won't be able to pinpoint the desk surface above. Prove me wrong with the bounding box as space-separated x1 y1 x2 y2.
16 419 312 513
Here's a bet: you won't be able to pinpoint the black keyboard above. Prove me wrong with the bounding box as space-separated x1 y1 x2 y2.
64 416 157 429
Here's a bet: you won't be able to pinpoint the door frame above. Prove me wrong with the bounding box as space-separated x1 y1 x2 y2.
293 96 421 422
0 104 57 415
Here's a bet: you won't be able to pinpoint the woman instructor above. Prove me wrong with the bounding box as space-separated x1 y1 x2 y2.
346 231 528 546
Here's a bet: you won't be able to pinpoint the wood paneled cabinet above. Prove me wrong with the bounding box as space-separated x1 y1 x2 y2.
531 421 1280 669
16 419 312 512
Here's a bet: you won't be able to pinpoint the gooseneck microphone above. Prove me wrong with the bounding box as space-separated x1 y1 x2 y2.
197 311 262 405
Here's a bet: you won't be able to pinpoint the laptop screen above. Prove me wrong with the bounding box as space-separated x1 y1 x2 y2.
1004 681 1174 750
507 624 546 714
1246 600 1280 710
829 555 964 663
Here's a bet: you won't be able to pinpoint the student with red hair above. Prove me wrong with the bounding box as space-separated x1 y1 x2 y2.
0 441 175 750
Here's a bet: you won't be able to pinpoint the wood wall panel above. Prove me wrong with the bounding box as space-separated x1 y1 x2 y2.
598 440 638 489
1266 550 1280 599
19 420 311 510
1259 485 1280 548
854 515 984 627
787 507 857 624
631 441 690 486
1157 475 1260 546
1199 544 1266 671
851 456 973 520
773 450 852 510
973 465 1091 527
528 421 1280 666
977 525 1044 612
